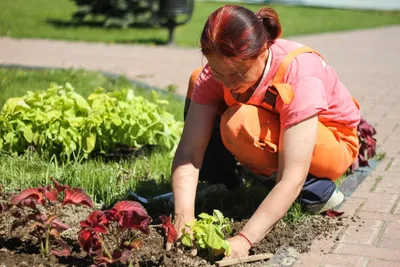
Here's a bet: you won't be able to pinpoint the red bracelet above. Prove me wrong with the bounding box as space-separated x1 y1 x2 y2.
238 232 253 247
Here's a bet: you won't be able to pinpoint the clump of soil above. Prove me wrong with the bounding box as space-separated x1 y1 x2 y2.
0 193 344 267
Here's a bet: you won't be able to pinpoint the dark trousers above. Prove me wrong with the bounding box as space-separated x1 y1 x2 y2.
184 104 336 206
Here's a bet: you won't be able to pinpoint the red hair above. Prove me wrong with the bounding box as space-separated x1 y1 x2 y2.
200 5 282 60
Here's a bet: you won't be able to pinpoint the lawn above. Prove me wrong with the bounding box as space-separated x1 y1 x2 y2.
0 0 399 47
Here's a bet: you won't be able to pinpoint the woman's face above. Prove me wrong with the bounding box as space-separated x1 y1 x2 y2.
206 49 268 94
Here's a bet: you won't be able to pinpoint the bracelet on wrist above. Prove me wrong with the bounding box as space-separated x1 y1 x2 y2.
238 232 253 247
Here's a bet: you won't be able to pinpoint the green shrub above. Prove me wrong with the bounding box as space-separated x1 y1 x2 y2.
0 82 183 162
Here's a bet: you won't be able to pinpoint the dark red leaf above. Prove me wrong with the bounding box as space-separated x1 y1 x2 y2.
79 229 101 255
50 239 71 257
359 119 377 136
109 201 151 233
51 177 70 192
62 188 93 208
19 198 37 209
92 225 108 234
78 229 92 253
27 212 47 222
80 220 91 228
38 185 51 192
358 154 369 167
160 215 178 244
80 211 109 233
365 135 376 147
94 255 116 265
105 208 118 221
118 212 151 234
119 249 131 264
9 188 45 205
45 188 59 202
326 210 345 218
88 210 109 225
51 218 71 231
94 249 130 265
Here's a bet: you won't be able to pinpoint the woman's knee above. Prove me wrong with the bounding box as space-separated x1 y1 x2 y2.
309 123 358 180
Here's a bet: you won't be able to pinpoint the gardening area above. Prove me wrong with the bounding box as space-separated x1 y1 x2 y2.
0 0 396 266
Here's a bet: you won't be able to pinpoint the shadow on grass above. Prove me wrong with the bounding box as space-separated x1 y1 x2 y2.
46 18 154 29
45 18 169 45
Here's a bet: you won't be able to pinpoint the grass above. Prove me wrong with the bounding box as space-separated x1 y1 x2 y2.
0 0 399 47
0 150 173 206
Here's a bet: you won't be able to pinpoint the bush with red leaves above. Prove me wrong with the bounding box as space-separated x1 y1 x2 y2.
0 177 93 258
78 201 153 266
349 118 377 173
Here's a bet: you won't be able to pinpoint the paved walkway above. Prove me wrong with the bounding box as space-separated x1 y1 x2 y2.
1 25 400 266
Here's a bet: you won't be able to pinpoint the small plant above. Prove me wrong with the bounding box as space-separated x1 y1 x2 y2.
159 215 178 248
79 200 152 266
349 118 377 173
0 178 93 258
181 209 232 256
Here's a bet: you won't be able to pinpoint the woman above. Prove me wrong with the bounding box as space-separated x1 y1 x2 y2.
169 5 360 258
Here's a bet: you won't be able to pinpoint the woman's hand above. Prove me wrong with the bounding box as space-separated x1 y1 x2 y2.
166 213 196 252
224 235 251 259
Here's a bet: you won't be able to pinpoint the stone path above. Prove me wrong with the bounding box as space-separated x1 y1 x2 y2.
1 25 400 266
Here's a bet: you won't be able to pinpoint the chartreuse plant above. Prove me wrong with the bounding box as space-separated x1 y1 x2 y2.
79 200 152 266
181 210 232 256
0 178 93 258
0 83 183 162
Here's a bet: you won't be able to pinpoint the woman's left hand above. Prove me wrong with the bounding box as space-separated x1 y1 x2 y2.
224 235 251 259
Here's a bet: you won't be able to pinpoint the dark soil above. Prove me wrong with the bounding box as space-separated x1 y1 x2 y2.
0 193 345 267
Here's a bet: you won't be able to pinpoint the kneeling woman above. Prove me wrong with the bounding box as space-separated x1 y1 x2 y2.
170 5 360 258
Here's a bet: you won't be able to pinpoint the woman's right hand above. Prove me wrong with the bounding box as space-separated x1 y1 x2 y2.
166 213 196 252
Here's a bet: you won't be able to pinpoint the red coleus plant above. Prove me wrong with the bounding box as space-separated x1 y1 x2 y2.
349 118 377 173
0 177 93 258
160 215 178 245
79 201 151 266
